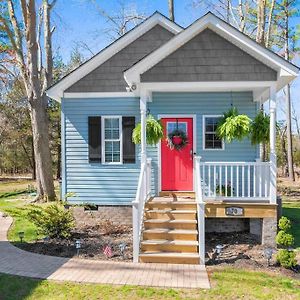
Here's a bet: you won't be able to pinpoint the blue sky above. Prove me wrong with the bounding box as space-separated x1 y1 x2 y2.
52 0 300 125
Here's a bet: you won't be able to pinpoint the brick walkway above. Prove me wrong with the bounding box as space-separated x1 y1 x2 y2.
0 213 210 289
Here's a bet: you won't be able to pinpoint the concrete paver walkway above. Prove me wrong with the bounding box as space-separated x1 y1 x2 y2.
0 213 210 289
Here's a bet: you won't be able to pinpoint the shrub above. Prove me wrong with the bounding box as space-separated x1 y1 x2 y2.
27 204 75 239
275 216 297 269
276 249 297 268
276 230 294 247
278 216 292 231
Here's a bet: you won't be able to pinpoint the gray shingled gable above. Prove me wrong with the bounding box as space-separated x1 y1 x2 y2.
141 29 277 82
66 25 174 92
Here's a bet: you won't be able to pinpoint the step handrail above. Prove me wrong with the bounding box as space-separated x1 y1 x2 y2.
132 158 152 263
195 156 205 265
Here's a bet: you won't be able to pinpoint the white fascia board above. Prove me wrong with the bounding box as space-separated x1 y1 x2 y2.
63 92 136 99
124 13 299 86
140 81 277 102
46 13 182 102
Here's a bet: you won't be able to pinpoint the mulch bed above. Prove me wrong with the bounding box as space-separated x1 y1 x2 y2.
16 220 133 262
206 232 300 279
15 225 300 279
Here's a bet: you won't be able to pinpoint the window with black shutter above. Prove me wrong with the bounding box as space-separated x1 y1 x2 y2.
88 116 101 162
122 117 136 164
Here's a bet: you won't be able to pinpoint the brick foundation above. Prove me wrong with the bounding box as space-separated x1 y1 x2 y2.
205 218 250 233
71 206 132 227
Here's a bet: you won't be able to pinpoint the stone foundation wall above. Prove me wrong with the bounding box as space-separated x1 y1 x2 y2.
262 217 277 247
71 206 132 227
205 218 250 233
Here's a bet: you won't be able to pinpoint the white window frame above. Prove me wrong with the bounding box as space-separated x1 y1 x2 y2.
202 115 225 151
101 116 123 164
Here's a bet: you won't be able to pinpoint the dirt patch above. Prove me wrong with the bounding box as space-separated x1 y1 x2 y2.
16 220 133 262
206 232 300 279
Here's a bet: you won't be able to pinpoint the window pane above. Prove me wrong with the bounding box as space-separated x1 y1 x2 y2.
205 117 222 149
167 122 187 135
111 118 119 128
105 118 112 128
213 138 222 149
205 117 220 132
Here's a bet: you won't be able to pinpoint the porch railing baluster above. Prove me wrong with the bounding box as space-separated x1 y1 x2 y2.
198 161 271 202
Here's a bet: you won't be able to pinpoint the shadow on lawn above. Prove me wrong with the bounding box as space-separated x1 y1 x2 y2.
0 272 45 300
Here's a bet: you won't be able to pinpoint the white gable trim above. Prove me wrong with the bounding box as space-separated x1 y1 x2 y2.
46 12 182 102
124 13 298 90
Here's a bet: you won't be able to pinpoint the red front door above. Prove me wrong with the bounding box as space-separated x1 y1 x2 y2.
161 118 194 191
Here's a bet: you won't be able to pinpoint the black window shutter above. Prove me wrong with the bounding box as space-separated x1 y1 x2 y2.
122 117 135 164
88 117 101 163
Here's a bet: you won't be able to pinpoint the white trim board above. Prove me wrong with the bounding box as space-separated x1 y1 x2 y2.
124 12 298 93
138 81 277 102
46 12 182 102
157 114 197 193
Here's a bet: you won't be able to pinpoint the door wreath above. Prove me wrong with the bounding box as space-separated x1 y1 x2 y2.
167 120 188 150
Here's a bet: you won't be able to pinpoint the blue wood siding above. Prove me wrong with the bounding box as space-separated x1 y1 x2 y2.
147 92 259 194
63 97 140 205
63 92 258 204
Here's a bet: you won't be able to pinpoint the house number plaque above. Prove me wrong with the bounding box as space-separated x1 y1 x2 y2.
225 207 244 216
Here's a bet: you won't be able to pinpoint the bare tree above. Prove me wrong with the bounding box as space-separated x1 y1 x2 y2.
265 0 275 48
292 103 300 139
280 0 295 181
89 0 147 40
168 0 175 21
256 0 266 45
0 0 57 200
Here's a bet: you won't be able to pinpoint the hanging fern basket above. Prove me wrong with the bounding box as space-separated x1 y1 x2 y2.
132 115 164 146
250 111 270 145
216 107 252 143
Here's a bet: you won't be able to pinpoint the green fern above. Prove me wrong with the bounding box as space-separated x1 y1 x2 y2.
216 107 252 143
132 115 164 146
250 111 270 145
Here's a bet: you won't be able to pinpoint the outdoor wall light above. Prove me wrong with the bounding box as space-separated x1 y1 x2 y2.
75 240 81 256
119 242 127 259
215 244 223 256
264 248 274 266
18 231 25 242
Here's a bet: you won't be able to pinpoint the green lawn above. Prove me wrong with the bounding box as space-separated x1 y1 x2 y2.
0 190 45 243
0 268 299 300
282 202 300 249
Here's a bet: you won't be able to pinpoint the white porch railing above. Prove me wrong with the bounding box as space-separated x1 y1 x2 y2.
198 159 271 201
194 156 205 265
132 158 152 263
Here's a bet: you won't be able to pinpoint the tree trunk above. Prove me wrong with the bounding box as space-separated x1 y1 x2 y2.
256 0 266 45
168 0 175 21
285 84 295 180
284 4 295 181
31 136 36 180
30 95 56 201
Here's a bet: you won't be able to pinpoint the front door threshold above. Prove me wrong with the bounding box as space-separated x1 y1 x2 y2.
159 191 195 198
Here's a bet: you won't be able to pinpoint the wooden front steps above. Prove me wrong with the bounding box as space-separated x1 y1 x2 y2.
140 196 200 265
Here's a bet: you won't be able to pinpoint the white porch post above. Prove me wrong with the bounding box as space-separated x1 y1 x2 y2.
140 97 147 164
269 84 277 204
